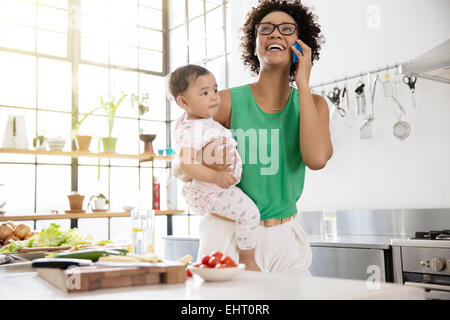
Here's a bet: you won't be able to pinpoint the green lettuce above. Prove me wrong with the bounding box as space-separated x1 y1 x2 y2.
0 223 93 253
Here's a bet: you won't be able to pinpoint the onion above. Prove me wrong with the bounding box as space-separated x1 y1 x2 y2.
0 223 14 241
6 221 16 230
14 224 31 240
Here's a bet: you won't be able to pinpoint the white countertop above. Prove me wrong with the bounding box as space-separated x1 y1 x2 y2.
307 234 411 249
0 266 423 300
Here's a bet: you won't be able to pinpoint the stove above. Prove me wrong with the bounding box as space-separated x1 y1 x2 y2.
391 230 450 300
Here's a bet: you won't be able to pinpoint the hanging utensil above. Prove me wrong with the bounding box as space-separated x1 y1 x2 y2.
402 75 417 109
327 87 347 117
355 82 367 118
360 74 379 140
341 84 355 129
383 74 411 140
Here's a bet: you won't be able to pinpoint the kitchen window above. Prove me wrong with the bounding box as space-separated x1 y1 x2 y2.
0 0 231 242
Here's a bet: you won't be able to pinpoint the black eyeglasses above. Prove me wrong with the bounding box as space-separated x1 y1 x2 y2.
255 22 298 36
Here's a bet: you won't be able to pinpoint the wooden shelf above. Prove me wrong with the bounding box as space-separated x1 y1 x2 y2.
0 148 174 161
0 210 185 222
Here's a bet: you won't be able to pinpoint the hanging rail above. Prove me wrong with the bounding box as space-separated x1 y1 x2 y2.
310 63 402 89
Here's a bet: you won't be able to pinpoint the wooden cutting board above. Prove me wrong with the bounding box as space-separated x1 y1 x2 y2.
37 261 186 293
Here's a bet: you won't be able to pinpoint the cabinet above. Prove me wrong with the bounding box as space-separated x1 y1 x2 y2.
0 148 183 237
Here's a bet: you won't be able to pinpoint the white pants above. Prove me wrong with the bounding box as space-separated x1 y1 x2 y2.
197 214 313 277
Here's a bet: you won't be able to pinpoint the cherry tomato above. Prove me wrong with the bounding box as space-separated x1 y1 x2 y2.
201 255 211 265
215 263 225 269
208 256 220 268
220 255 232 265
192 263 201 268
186 269 193 277
211 251 223 260
199 264 209 268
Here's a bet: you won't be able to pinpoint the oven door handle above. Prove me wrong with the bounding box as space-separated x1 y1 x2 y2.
404 281 450 292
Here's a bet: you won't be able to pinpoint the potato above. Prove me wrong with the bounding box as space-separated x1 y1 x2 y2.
0 223 14 242
14 224 31 240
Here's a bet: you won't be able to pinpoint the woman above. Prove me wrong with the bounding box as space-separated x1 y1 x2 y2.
178 0 332 276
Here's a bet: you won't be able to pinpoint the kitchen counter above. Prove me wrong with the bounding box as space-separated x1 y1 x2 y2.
307 234 411 249
0 265 423 300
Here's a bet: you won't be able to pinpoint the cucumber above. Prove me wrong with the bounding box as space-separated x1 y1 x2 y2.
107 248 128 256
55 249 110 262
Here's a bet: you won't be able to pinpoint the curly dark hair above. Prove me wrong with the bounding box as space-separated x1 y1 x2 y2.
240 0 324 82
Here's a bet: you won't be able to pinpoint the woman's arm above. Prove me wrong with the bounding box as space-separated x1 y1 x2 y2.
292 39 333 170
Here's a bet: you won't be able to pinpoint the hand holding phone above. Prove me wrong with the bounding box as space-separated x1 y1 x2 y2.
292 42 303 63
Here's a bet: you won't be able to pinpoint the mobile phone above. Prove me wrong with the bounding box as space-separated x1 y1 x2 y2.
292 43 303 63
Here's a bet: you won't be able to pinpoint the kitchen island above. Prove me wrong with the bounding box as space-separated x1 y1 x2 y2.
0 264 423 300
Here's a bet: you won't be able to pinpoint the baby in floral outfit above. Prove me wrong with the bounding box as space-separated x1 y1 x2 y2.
169 64 260 271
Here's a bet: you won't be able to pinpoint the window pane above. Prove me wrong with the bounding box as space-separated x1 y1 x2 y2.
206 56 226 90
139 28 163 51
139 73 166 121
110 217 132 243
169 25 187 69
139 48 163 72
206 6 223 29
110 43 138 69
38 0 69 10
0 164 35 215
110 0 138 28
110 24 138 47
206 0 223 11
108 118 140 156
226 3 231 52
110 69 138 118
140 0 162 10
37 5 68 33
38 58 71 112
139 6 162 30
188 16 205 63
169 0 185 28
110 167 140 210
81 14 109 39
0 22 35 52
78 218 108 240
78 165 109 198
0 0 36 27
36 165 71 212
188 0 204 20
206 26 225 58
80 0 108 15
81 38 108 63
78 64 109 114
0 52 36 108
37 30 67 57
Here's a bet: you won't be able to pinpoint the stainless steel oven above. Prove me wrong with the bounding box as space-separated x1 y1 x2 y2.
392 231 450 300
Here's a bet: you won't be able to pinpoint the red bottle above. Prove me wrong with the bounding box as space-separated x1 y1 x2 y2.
153 177 160 210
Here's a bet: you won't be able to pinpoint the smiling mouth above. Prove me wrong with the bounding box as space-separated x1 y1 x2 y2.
266 44 286 51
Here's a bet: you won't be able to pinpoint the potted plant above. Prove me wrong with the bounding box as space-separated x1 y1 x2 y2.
71 106 103 152
67 192 85 212
130 92 150 117
88 193 109 211
33 135 47 150
99 93 128 152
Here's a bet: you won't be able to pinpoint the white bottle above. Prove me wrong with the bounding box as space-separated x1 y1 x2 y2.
166 176 178 210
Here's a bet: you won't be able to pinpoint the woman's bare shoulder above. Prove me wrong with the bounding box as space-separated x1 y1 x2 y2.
214 89 232 128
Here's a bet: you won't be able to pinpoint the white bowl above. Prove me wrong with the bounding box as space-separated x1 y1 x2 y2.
188 264 245 281
47 139 66 151
122 206 134 212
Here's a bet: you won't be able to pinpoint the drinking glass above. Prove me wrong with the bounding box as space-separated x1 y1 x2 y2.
323 209 337 237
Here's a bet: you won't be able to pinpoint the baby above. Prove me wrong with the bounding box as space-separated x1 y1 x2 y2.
169 64 261 271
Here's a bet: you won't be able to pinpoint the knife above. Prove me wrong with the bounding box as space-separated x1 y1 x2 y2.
32 258 93 269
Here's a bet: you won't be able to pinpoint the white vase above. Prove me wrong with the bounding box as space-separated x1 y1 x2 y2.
94 198 106 210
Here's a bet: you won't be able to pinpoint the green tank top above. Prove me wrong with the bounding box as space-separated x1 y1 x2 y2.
230 84 305 221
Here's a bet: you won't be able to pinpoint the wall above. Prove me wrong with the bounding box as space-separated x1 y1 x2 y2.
229 0 450 211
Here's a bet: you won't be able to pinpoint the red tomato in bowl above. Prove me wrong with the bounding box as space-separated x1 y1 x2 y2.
210 251 223 260
199 264 209 268
215 263 226 269
201 255 211 265
208 256 220 268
